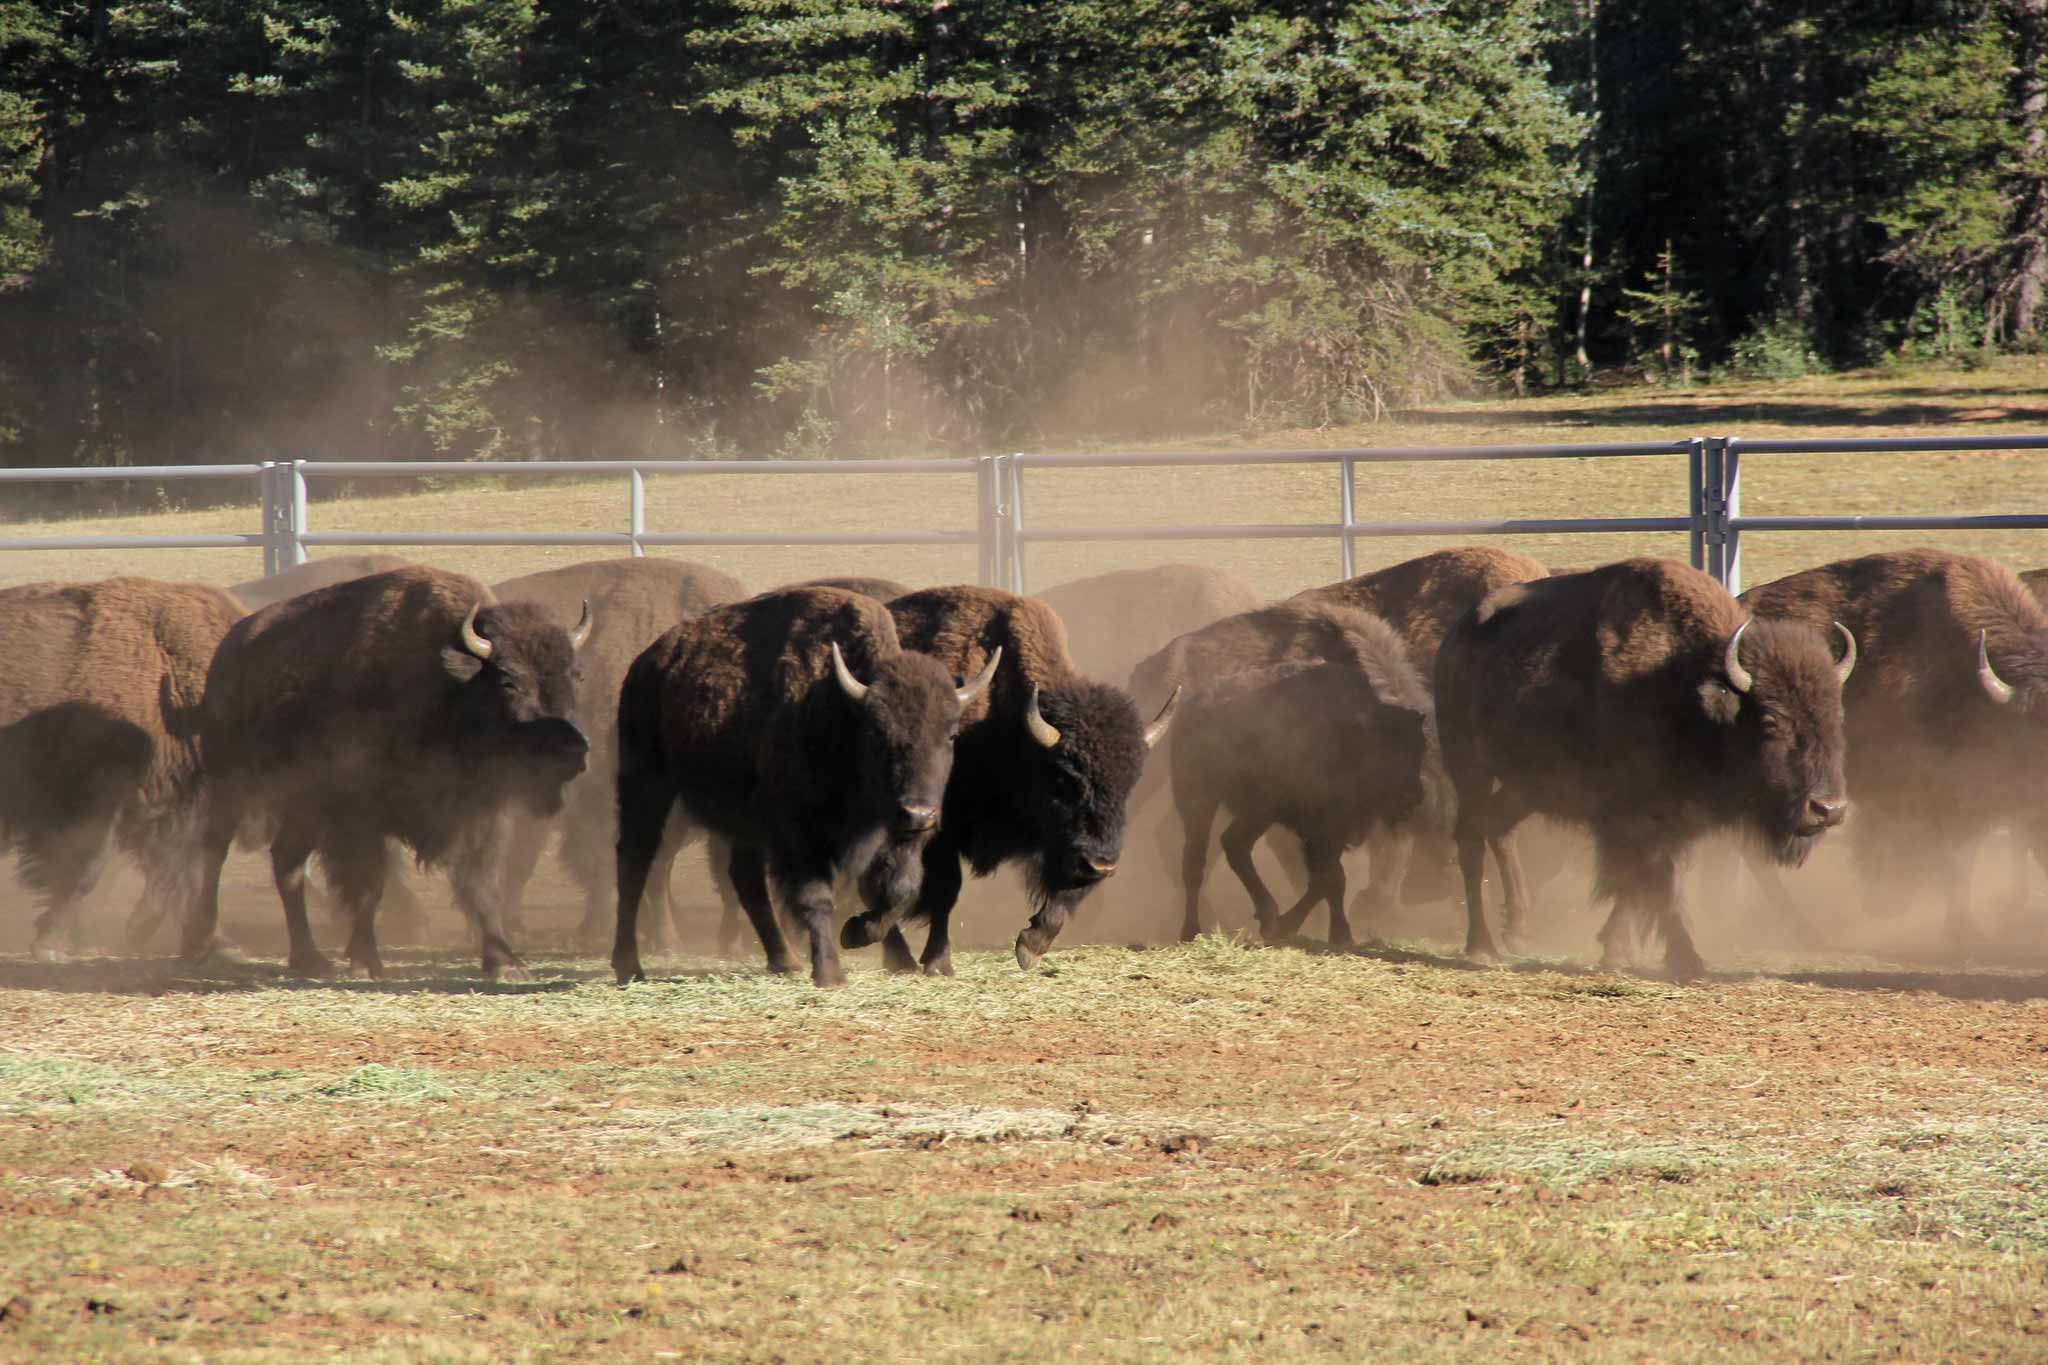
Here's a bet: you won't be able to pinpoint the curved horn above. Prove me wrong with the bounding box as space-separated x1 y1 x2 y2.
1831 621 1856 685
460 601 494 662
568 599 593 651
1143 684 1182 750
1978 629 2015 705
1722 619 1753 695
956 646 1002 706
830 641 869 705
1024 685 1061 749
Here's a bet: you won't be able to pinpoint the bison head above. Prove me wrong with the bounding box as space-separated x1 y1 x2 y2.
1973 627 2048 713
443 599 592 816
1702 617 1851 865
831 641 997 857
999 679 1177 903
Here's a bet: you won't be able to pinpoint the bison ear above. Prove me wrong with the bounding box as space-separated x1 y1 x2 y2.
441 646 486 683
1698 679 1740 726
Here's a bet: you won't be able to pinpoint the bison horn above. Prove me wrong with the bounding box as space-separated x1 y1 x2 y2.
1143 684 1182 750
956 646 1002 706
460 601 494 662
830 642 869 705
568 599 593 651
1978 630 2016 706
1723 620 1754 695
1024 685 1061 749
1831 621 1856 685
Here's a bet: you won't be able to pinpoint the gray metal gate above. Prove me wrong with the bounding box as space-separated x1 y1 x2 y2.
5 433 2048 594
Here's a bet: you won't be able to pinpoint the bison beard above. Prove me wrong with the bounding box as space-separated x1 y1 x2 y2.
611 588 993 989
190 567 590 980
1434 558 1850 978
831 587 1175 976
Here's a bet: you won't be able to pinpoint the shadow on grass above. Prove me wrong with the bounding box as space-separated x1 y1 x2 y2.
1772 967 2048 1003
1396 397 2048 432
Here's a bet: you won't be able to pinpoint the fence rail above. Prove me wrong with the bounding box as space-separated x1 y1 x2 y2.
0 435 2044 595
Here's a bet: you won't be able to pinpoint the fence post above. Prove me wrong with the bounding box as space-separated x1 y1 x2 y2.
1686 438 1706 572
259 462 280 576
1005 454 1029 592
628 467 646 557
1702 435 1731 588
1339 456 1357 579
1722 439 1743 596
974 456 996 586
286 462 309 568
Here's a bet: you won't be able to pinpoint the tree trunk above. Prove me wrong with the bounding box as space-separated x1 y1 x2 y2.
2010 0 2048 340
1574 0 1597 374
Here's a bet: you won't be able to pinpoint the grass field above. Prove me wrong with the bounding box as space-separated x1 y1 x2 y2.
5 360 2048 1360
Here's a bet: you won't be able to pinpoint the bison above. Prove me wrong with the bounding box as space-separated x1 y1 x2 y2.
1 578 243 960
1435 557 1852 977
491 557 748 948
1036 563 1266 687
187 566 591 978
833 586 1177 974
613 587 997 988
1741 549 2048 946
1172 608 1432 947
230 554 415 613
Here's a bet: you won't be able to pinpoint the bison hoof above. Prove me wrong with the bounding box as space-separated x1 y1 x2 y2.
921 956 955 978
613 961 646 986
1014 939 1042 971
1663 949 1706 982
346 962 384 982
289 951 337 979
30 938 68 964
811 965 849 990
486 960 532 983
1463 938 1501 965
840 915 883 950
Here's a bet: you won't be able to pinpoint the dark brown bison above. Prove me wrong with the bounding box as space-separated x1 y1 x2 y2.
1292 546 1555 914
1172 608 1432 946
1741 549 2048 945
491 558 748 947
1436 558 1852 977
230 554 414 613
799 576 912 601
188 566 591 978
0 578 243 959
1292 546 1551 674
613 587 996 988
835 586 1177 974
1036 563 1266 687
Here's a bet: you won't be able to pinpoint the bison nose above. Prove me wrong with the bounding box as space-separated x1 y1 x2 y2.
1079 854 1119 882
894 803 939 835
1807 796 1846 829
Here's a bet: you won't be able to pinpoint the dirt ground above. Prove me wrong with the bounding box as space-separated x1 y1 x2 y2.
4 843 2048 1363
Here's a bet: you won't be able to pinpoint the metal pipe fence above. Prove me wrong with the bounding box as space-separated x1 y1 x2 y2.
1 435 2045 595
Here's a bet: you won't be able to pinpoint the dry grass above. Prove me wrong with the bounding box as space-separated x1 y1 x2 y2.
5 357 2048 596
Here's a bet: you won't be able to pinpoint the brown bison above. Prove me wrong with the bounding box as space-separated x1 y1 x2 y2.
491 558 748 947
1 578 243 959
1292 546 1551 674
1036 563 1266 687
1742 549 2048 945
1436 558 1852 977
1172 608 1432 946
835 586 1177 974
188 566 591 978
230 554 414 613
613 587 997 988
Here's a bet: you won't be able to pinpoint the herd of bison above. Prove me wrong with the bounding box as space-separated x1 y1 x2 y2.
3 543 2044 987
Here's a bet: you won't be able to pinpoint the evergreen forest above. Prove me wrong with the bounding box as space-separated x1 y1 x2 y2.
2 1 2045 468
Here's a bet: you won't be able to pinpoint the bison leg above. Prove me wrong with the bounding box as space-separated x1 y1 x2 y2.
611 763 677 984
727 842 800 975
785 876 848 989
895 840 964 978
1454 805 1498 962
451 815 527 982
700 833 745 958
1277 837 1349 947
1597 845 1702 980
1177 794 1220 943
1492 829 1533 948
181 788 245 965
25 818 117 962
324 828 391 980
271 818 336 979
1218 817 1281 941
123 810 208 956
1349 824 1415 934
